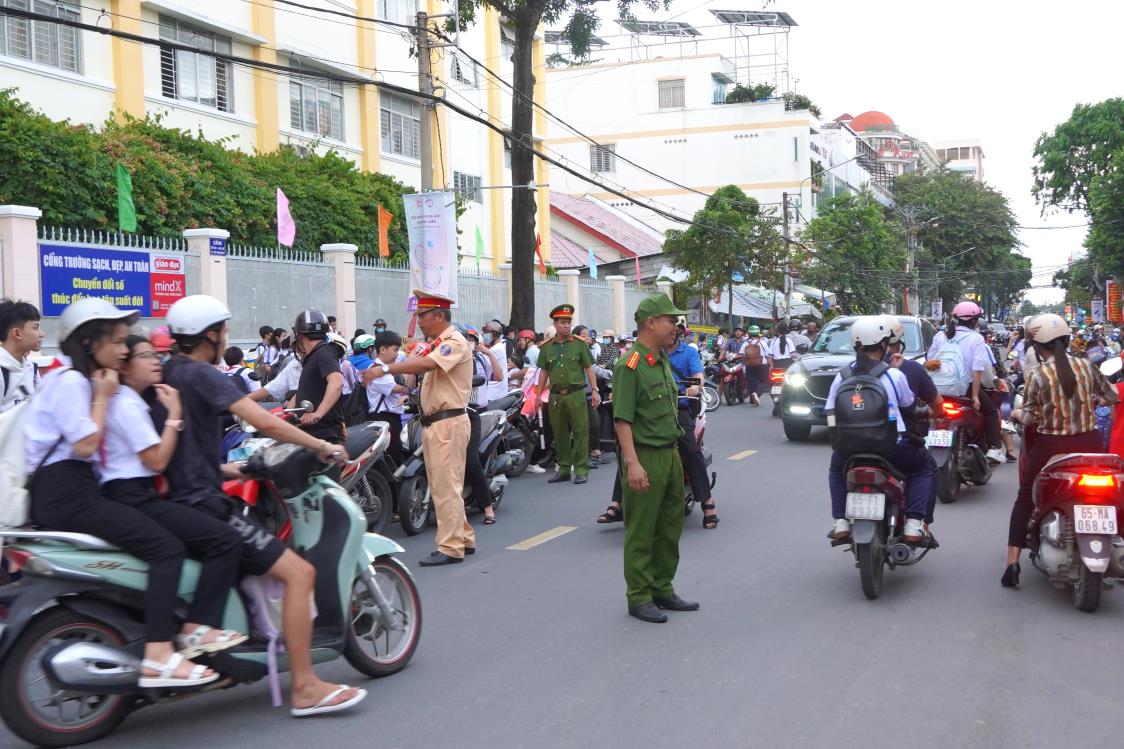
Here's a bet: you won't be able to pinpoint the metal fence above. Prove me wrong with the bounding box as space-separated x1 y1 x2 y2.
579 280 613 329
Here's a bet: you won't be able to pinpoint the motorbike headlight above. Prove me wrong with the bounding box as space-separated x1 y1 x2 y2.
784 370 808 388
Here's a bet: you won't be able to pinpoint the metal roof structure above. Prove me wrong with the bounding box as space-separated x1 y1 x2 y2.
617 20 701 37
709 10 798 27
545 30 607 46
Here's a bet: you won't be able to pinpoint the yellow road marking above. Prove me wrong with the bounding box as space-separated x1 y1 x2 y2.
727 449 758 461
507 526 578 551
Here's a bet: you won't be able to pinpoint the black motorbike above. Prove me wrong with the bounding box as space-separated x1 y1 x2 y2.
929 396 993 504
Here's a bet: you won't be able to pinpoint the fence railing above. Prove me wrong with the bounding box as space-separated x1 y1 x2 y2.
39 225 186 252
227 243 325 264
355 254 409 271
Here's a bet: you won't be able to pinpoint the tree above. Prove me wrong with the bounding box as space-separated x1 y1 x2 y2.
1019 300 1040 318
453 0 665 329
1052 259 1095 308
783 93 821 119
1085 149 1124 277
1032 98 1124 214
662 185 784 321
798 189 906 314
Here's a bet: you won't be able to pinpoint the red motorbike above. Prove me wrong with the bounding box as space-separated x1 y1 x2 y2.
768 367 786 417
720 353 746 405
929 395 993 504
1028 453 1124 612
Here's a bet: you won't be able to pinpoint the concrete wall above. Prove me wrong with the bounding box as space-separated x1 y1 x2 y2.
225 257 335 341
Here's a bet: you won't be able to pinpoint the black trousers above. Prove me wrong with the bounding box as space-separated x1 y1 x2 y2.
371 411 404 464
104 478 244 629
31 461 185 643
972 384 1002 449
466 408 492 511
1008 429 1104 548
587 402 600 454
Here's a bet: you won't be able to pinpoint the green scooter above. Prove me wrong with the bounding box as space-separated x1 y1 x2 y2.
0 431 421 748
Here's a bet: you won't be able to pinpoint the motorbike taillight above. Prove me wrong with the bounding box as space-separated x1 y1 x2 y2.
769 369 785 384
2 548 33 573
1035 470 1124 506
940 402 963 419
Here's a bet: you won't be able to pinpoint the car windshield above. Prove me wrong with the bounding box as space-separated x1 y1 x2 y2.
811 319 922 355
989 323 1007 332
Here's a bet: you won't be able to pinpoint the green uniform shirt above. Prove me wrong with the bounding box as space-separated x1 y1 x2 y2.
612 341 682 447
541 337 593 388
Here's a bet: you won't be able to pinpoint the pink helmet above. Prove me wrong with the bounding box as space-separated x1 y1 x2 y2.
952 301 983 319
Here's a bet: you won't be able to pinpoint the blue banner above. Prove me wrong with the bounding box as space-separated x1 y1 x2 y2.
39 244 185 317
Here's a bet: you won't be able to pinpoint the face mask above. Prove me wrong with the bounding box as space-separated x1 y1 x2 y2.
375 326 385 333
601 337 611 345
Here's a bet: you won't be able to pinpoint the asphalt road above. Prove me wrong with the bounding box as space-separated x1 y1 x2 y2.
5 401 1124 749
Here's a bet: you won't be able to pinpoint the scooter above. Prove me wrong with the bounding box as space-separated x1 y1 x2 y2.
682 405 716 518
1027 453 1124 612
339 421 397 533
833 453 937 600
768 367 786 417
928 396 993 504
720 357 746 406
0 440 421 748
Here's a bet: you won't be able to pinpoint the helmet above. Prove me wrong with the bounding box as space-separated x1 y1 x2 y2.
880 314 905 345
851 316 891 348
293 308 330 335
1022 315 1033 328
373 318 386 327
167 295 231 337
952 301 983 319
150 325 175 353
58 298 139 343
1027 313 1069 344
353 334 376 350
601 329 616 340
789 318 802 329
463 325 480 342
327 333 348 355
747 325 761 335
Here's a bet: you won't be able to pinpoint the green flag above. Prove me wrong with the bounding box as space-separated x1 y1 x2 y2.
116 164 136 232
475 225 484 269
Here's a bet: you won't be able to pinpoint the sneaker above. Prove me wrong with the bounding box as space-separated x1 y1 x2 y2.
986 447 1007 464
831 518 851 540
527 464 546 474
902 518 925 541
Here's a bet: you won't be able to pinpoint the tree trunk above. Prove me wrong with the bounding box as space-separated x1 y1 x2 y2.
507 14 542 330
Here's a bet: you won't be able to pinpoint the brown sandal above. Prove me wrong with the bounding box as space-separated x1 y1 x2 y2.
701 502 719 529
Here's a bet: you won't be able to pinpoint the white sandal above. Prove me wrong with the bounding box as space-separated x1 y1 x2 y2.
176 625 248 658
138 652 218 689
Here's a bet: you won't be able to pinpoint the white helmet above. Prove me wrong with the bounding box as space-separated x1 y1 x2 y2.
1022 315 1033 329
167 295 232 336
851 316 891 348
880 314 905 345
58 298 139 343
1027 313 1069 345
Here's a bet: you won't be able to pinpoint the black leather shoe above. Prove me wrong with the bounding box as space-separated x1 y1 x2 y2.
463 546 476 555
587 461 600 470
1001 563 1020 588
653 594 700 611
419 551 463 566
547 472 572 483
575 475 588 484
627 602 668 623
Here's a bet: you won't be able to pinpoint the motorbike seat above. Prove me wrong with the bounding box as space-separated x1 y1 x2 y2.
478 409 505 436
0 528 122 552
1041 452 1124 474
845 454 908 484
345 423 382 457
487 392 523 413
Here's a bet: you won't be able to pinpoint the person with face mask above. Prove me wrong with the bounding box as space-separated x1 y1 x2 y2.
372 319 387 336
597 330 621 368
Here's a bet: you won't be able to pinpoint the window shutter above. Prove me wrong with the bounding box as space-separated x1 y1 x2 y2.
658 79 684 108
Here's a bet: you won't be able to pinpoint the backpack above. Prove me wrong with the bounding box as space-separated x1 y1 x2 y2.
828 361 898 459
744 340 764 368
344 385 371 426
930 333 972 397
228 367 251 395
0 368 67 528
240 574 315 708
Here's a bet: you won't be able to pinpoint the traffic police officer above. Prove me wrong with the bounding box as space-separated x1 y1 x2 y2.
614 295 700 623
362 290 474 566
537 304 600 484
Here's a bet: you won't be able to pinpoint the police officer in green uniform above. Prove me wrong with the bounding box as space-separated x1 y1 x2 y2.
537 304 600 485
614 295 700 623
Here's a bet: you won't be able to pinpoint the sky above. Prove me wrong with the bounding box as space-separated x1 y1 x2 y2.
594 0 1122 304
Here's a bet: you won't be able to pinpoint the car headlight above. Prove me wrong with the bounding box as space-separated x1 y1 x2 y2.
784 370 808 388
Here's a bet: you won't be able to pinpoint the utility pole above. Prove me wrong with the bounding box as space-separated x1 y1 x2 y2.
416 10 433 192
781 191 792 321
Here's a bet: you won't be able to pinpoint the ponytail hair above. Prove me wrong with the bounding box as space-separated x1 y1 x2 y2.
1050 337 1077 399
945 316 958 340
777 323 789 354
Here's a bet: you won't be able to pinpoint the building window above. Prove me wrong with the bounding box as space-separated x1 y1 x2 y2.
377 0 417 25
159 16 232 112
0 0 82 73
500 27 514 61
450 53 475 86
658 78 684 108
453 171 482 202
711 75 727 104
590 143 616 173
959 146 970 159
380 91 420 159
289 75 344 141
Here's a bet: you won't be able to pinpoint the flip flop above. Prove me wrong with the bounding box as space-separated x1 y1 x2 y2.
291 686 368 718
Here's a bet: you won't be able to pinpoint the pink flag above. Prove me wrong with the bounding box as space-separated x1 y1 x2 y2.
276 188 296 247
634 256 641 282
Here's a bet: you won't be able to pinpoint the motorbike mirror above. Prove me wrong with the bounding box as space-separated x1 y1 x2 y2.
299 400 314 412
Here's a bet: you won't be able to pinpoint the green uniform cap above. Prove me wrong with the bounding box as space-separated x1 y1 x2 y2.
634 294 689 324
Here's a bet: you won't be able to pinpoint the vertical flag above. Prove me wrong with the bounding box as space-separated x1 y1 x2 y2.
587 246 598 279
475 225 485 270
116 164 137 233
821 290 828 312
276 188 296 247
377 205 393 258
534 234 547 275
634 256 641 283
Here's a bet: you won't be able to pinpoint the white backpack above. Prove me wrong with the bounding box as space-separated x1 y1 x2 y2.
0 399 32 528
930 334 972 397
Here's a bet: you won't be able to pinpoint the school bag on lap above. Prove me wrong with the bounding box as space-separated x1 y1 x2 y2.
828 361 898 459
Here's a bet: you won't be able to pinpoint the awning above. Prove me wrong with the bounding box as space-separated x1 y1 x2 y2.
709 284 823 319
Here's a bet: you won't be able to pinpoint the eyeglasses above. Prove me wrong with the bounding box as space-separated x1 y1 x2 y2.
130 351 162 361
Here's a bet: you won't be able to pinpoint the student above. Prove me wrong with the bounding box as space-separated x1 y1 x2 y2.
25 299 234 688
254 325 279 380
367 330 409 464
349 334 375 371
162 295 366 716
0 298 44 413
221 346 260 393
290 310 346 443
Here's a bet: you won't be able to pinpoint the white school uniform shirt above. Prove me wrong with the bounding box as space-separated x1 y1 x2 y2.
486 339 510 401
0 347 39 413
366 371 405 415
824 363 915 434
471 351 494 408
99 386 159 484
767 335 798 360
264 358 303 400
220 363 261 393
927 326 991 374
22 366 99 472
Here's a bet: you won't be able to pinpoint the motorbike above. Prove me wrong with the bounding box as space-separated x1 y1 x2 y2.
339 421 397 533
1027 453 1124 612
720 356 747 406
0 441 422 748
928 395 993 504
681 403 716 517
834 453 937 600
768 367 786 417
487 389 538 477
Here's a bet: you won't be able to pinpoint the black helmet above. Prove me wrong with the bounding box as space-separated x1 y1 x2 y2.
294 308 331 335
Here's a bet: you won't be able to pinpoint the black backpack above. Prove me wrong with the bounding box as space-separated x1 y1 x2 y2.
344 384 371 426
228 367 252 395
829 361 898 459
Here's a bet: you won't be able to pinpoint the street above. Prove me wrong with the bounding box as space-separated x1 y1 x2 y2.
5 403 1124 749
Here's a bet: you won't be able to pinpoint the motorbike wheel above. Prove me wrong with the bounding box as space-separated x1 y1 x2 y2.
703 385 720 413
345 557 423 677
1073 564 1104 613
398 475 429 536
856 526 885 600
354 471 393 533
771 396 781 418
505 426 534 478
936 456 960 504
783 421 811 441
724 382 737 406
0 608 132 748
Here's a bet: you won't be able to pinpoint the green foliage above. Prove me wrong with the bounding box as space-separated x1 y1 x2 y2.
0 89 413 259
1019 300 1040 317
1033 98 1124 214
662 185 785 305
1052 260 1094 308
798 189 906 313
725 83 775 104
1086 149 1124 278
783 93 822 119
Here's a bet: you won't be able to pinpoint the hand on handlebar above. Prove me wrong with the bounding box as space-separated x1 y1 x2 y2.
685 384 701 397
317 443 349 464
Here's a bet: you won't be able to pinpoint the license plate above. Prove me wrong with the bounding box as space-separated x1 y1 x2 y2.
1075 505 1117 535
845 492 885 520
925 429 953 448
771 386 782 395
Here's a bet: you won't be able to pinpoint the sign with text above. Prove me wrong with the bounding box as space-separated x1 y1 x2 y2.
39 244 186 317
1108 281 1122 323
209 237 227 257
404 191 458 304
1092 298 1105 323
931 299 943 319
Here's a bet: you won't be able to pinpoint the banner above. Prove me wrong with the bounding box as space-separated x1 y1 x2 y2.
930 299 943 319
1092 298 1105 323
39 244 186 317
404 191 458 303
1108 281 1122 323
